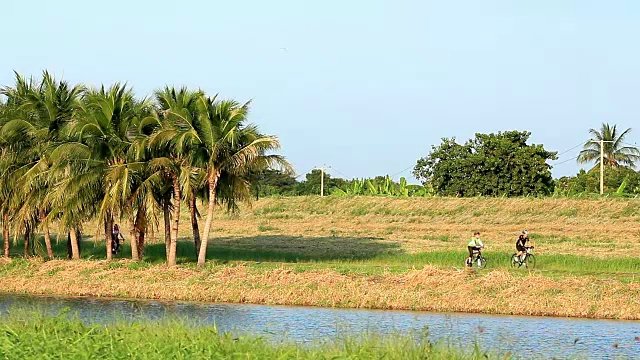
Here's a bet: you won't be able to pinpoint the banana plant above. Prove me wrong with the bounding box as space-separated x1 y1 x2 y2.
616 177 629 195
399 177 409 197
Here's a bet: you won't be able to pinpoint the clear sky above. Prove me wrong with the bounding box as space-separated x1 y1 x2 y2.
2 0 639 182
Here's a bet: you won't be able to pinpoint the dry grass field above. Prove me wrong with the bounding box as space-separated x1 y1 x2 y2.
196 196 640 258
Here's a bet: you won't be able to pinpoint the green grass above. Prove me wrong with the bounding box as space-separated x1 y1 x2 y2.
257 224 281 232
6 235 640 279
0 310 500 360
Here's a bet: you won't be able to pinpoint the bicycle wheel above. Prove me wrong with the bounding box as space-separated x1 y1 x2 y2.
477 256 487 269
465 257 472 267
510 254 518 268
525 254 536 269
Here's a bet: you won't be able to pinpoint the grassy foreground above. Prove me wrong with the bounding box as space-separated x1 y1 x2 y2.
0 311 496 360
2 196 639 319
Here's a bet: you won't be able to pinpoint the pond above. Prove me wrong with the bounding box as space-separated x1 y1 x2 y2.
0 293 638 359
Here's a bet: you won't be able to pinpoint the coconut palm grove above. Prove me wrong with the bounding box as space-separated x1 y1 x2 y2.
0 71 289 267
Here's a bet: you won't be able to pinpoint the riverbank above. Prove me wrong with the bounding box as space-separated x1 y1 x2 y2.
0 310 496 360
1 258 638 320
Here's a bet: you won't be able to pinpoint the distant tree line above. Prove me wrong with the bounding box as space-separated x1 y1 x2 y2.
411 126 639 197
251 170 433 198
254 126 640 198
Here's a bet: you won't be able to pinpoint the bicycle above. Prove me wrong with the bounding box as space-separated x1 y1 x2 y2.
465 250 487 269
511 246 535 268
111 234 125 255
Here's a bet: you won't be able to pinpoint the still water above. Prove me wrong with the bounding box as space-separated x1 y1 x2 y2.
0 293 638 359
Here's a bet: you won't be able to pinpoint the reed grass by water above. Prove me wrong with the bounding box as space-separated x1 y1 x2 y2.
0 310 498 359
1 258 639 320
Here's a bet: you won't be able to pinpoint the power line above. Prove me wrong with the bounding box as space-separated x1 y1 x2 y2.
294 168 315 179
550 156 579 166
621 141 640 148
329 167 351 180
389 164 414 179
556 142 585 157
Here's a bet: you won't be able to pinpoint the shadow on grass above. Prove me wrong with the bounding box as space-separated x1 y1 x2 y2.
143 235 403 264
4 234 403 265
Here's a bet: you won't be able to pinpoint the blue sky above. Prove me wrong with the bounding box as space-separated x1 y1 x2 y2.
2 0 639 182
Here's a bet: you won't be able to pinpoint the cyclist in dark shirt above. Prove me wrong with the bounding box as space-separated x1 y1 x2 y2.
515 230 529 263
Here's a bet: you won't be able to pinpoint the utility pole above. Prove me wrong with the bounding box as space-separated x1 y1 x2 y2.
314 166 330 196
600 140 604 195
591 140 614 195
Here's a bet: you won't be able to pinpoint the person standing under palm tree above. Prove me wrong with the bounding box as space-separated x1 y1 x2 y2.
112 224 125 255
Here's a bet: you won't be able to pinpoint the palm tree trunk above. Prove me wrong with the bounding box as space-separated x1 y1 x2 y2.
3 212 9 258
163 195 171 262
105 214 113 261
189 195 201 255
23 224 30 258
138 227 146 259
40 209 54 259
69 228 80 260
197 170 221 268
135 206 147 259
66 232 72 259
169 176 181 266
131 207 146 261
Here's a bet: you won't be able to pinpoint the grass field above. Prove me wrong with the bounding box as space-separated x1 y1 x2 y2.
0 310 496 359
2 196 639 319
211 196 640 257
10 196 639 274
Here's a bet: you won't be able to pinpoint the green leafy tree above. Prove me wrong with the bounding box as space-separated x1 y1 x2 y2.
413 131 557 197
251 169 297 198
556 167 640 196
577 123 640 168
295 170 347 195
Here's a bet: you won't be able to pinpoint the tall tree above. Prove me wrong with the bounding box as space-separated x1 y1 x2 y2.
49 84 151 260
577 123 640 168
413 131 557 197
1 71 83 259
0 103 14 258
250 169 297 199
191 98 290 268
55 84 147 260
151 87 203 266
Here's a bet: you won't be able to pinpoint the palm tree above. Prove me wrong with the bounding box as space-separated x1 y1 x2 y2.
151 87 203 266
0 101 15 258
58 84 149 260
0 75 36 258
1 71 83 259
577 123 640 168
186 97 289 268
